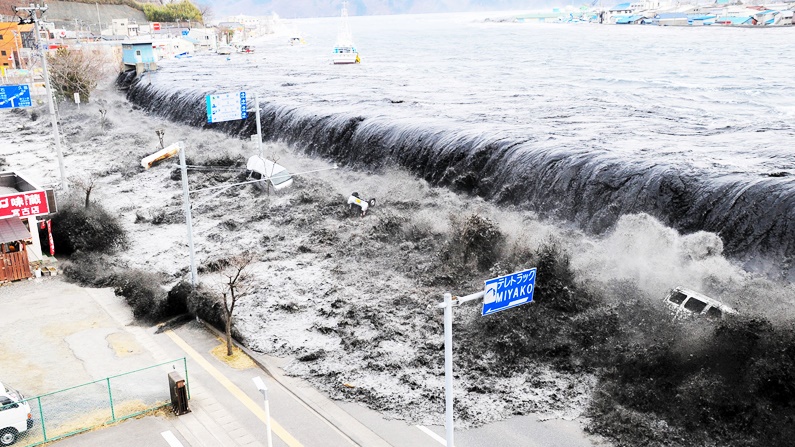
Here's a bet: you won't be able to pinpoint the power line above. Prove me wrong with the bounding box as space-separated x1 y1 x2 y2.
189 165 339 194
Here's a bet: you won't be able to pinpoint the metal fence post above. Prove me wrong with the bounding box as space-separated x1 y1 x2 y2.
107 377 116 422
38 396 47 441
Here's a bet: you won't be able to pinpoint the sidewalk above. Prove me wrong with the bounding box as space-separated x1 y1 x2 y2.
82 289 392 447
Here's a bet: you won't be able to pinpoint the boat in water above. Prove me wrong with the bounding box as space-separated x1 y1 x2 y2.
332 3 360 64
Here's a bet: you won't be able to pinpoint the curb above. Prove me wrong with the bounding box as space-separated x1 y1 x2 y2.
195 318 392 447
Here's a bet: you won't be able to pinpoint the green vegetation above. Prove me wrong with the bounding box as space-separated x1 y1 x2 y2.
142 0 203 23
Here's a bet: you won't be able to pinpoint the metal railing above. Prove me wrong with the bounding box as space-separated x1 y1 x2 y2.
2 357 188 447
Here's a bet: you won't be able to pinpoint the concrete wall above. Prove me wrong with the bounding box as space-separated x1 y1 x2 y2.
44 1 147 30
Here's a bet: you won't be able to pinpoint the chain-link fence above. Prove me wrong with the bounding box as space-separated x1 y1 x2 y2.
1 357 188 447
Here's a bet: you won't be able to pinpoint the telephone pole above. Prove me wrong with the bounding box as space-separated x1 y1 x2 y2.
13 4 68 191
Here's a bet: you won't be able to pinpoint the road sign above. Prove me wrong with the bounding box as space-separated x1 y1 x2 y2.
182 30 189 36
205 92 247 124
0 84 32 109
152 22 161 31
482 268 536 315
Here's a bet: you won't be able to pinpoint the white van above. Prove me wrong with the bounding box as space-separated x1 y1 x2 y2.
663 287 737 320
246 156 294 191
0 382 33 446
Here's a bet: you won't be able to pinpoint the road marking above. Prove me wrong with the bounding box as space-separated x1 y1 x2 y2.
161 430 185 447
416 425 446 445
165 330 304 447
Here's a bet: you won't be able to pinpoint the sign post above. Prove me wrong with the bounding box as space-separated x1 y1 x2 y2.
74 92 80 110
436 267 537 446
254 92 263 159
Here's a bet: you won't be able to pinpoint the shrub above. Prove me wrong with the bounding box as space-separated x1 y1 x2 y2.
50 198 127 255
113 270 167 322
186 285 225 330
60 252 115 286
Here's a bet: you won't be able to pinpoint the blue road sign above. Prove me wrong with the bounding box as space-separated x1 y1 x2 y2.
0 84 32 109
182 30 189 36
482 268 536 316
205 91 247 124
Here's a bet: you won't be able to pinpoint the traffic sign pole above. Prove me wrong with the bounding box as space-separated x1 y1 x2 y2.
443 292 455 447
436 267 535 446
439 290 484 447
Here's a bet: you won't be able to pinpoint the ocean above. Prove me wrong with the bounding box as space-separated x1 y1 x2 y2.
130 12 795 273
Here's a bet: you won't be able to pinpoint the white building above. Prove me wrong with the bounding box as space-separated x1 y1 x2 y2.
187 28 218 51
109 18 140 37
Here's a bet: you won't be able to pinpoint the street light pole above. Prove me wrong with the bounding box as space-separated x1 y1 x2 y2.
178 144 198 288
14 4 68 191
252 376 273 447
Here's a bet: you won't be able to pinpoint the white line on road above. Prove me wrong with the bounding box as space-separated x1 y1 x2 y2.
161 430 185 447
416 425 446 445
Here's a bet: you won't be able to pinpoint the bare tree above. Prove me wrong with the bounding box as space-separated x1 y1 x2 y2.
219 252 255 356
70 172 98 208
47 47 114 103
196 2 213 23
97 99 108 130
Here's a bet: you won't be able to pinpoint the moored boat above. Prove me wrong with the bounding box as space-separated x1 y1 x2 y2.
332 2 360 64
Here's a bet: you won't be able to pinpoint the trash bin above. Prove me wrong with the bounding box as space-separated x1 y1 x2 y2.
168 371 190 415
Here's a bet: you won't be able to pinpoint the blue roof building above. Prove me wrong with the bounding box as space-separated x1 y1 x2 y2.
122 42 155 65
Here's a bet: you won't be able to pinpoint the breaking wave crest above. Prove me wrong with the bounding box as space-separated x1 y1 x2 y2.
120 73 795 276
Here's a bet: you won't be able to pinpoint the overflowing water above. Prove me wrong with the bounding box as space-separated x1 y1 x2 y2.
124 13 795 274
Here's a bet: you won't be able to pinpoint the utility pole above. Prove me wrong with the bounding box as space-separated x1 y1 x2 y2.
13 4 68 192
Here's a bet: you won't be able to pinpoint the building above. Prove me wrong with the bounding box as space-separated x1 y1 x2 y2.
110 18 140 37
187 28 218 51
0 171 56 282
0 23 34 69
122 41 157 74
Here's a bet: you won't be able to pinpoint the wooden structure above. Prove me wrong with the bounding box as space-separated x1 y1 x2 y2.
0 217 32 282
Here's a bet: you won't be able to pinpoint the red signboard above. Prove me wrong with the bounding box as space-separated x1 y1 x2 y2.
0 190 50 219
152 22 161 31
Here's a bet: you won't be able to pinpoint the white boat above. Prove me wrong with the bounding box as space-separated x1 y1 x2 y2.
332 2 360 64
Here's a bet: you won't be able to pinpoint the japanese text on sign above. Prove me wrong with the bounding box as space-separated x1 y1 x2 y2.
0 190 50 219
482 268 536 315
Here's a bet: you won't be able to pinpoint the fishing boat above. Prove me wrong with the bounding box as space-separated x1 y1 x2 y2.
332 2 360 64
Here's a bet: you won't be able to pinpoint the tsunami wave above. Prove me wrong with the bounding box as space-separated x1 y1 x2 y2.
120 73 795 275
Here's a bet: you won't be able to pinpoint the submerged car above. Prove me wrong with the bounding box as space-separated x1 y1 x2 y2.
664 287 737 320
217 46 233 55
246 156 293 191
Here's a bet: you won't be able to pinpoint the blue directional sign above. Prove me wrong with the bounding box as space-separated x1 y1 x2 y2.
205 91 247 124
181 30 189 36
0 84 32 109
482 268 536 316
